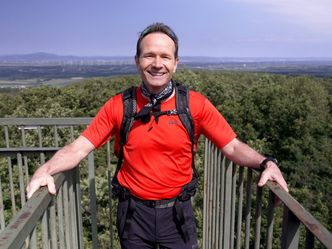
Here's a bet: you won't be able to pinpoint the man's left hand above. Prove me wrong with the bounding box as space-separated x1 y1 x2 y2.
258 161 289 192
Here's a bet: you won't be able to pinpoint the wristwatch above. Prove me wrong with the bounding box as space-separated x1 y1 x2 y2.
260 157 279 170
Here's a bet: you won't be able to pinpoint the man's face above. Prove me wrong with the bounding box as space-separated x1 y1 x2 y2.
135 32 179 94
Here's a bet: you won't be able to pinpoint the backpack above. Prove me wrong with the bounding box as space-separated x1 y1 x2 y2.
111 82 198 198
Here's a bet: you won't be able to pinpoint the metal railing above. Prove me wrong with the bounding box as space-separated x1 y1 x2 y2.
0 168 82 249
0 118 331 249
0 118 104 248
203 139 332 249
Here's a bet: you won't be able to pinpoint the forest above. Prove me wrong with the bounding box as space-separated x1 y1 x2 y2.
0 69 331 247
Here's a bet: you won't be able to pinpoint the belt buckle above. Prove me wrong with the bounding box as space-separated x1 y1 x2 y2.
150 201 157 207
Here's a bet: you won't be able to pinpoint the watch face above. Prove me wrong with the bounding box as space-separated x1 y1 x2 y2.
260 157 278 170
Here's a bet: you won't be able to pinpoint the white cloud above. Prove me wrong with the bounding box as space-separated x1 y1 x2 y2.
231 0 332 34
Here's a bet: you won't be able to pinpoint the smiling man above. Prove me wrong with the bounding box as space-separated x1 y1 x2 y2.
27 23 288 249
135 31 178 94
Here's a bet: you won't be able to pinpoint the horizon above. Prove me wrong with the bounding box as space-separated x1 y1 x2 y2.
1 52 332 61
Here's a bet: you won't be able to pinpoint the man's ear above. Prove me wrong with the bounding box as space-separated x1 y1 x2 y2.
173 57 179 73
135 56 139 67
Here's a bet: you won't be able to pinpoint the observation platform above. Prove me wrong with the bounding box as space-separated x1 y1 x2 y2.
0 118 331 248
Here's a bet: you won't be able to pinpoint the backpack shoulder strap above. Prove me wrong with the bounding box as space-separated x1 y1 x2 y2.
112 86 137 197
175 82 199 178
120 86 137 146
175 82 194 145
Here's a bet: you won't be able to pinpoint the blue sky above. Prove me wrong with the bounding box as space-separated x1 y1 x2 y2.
1 0 332 58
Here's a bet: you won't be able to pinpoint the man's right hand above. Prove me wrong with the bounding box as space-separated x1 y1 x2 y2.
26 170 56 199
25 136 95 199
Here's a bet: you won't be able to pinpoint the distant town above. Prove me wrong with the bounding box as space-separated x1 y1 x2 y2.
1 52 331 89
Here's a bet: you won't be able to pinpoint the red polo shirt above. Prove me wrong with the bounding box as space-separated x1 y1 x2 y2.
82 87 236 200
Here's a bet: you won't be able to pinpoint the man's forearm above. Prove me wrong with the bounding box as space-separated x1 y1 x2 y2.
36 143 87 176
221 138 265 169
27 136 95 198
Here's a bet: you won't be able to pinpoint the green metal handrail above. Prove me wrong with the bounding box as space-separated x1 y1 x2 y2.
0 173 66 248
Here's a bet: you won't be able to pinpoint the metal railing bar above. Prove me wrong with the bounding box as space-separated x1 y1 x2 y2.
54 125 59 148
4 126 16 216
0 173 65 249
281 207 300 249
49 199 57 249
88 152 99 249
305 228 315 249
202 139 209 249
220 151 226 248
37 126 43 148
211 146 218 249
236 167 244 249
17 153 26 208
20 127 30 187
205 139 212 249
23 155 29 189
37 126 46 167
29 224 38 249
266 191 275 249
209 140 214 249
4 126 10 148
230 164 237 249
63 176 72 248
0 178 5 230
69 170 78 249
208 143 214 249
75 166 84 249
0 147 59 155
57 185 65 249
265 180 332 248
223 158 232 249
0 147 61 157
0 118 92 126
107 141 114 249
7 157 16 216
244 169 253 249
215 149 222 249
41 209 49 249
254 186 263 249
70 126 74 142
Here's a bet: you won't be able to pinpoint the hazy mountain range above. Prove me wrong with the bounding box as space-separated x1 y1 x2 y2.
1 53 332 82
1 52 331 64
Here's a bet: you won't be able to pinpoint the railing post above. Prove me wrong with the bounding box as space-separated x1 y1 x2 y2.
281 206 300 249
0 178 5 230
266 191 275 249
222 157 233 249
235 167 244 249
244 169 253 249
88 152 99 249
203 139 211 249
305 228 315 249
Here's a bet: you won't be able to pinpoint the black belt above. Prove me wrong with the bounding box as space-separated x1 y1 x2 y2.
131 196 177 208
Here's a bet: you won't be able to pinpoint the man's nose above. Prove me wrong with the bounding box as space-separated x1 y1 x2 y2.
152 57 163 68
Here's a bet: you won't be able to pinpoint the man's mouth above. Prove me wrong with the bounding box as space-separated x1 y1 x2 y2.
148 71 166 77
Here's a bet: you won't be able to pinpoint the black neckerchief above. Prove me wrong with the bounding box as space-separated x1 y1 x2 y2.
135 81 173 123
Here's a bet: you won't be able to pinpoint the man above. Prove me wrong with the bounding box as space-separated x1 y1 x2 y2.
27 23 288 249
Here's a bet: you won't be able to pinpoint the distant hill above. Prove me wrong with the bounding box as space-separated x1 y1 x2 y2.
1 52 332 64
0 52 134 65
1 52 332 78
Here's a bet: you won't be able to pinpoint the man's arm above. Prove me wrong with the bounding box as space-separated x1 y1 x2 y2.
26 135 95 198
221 138 289 192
